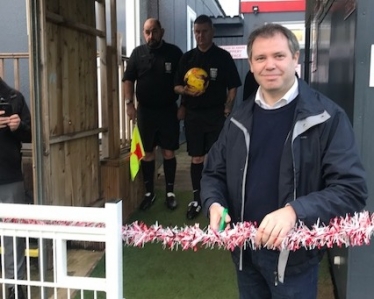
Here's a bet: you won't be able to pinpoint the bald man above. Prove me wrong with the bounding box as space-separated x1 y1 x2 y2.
123 19 183 211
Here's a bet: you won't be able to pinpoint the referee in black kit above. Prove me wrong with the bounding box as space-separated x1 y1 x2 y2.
174 14 241 220
123 18 183 211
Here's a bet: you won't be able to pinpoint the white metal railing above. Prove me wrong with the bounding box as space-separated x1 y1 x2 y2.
0 200 123 299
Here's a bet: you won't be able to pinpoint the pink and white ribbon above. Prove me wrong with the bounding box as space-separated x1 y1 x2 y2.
2 211 373 251
122 211 374 251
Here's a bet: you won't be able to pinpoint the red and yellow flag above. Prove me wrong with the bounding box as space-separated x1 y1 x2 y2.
130 124 145 181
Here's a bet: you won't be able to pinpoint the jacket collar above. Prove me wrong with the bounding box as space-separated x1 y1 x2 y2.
293 79 326 120
235 79 327 124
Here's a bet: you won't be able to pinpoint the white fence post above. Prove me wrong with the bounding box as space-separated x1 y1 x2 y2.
105 199 123 299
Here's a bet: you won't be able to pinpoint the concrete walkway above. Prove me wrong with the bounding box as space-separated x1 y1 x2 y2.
156 142 191 192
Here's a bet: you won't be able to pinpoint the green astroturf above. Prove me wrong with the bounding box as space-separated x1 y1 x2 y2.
87 188 333 299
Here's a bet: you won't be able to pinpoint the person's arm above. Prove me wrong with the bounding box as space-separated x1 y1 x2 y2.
223 52 241 113
123 80 137 121
122 49 139 122
123 80 134 101
224 87 237 116
176 94 186 120
288 110 367 224
174 54 186 96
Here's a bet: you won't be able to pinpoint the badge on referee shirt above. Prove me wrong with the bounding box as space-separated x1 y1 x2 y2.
210 68 217 81
165 62 172 73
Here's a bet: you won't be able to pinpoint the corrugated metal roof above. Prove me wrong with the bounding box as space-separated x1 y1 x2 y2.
211 14 244 25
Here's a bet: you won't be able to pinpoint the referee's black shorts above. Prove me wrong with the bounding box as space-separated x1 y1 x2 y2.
184 110 224 157
137 104 180 153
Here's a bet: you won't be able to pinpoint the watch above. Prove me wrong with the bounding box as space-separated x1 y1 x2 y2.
125 98 133 105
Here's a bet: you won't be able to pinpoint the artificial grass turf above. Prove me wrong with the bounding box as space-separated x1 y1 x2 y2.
87 189 237 299
123 189 238 299
88 188 334 299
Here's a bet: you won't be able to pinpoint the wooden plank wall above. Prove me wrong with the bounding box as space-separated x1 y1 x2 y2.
44 0 100 206
28 0 144 218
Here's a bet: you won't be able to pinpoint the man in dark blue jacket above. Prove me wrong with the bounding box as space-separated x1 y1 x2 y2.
0 77 30 299
201 24 367 299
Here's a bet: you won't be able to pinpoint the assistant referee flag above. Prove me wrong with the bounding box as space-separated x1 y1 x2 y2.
130 124 145 181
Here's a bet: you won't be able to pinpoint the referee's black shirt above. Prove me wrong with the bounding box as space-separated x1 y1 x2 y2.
123 41 183 108
175 44 241 111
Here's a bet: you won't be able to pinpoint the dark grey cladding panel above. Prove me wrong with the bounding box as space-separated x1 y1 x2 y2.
213 24 244 37
211 16 244 37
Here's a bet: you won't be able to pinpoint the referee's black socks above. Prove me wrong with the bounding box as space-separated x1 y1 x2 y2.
163 157 176 193
191 162 204 204
141 160 155 195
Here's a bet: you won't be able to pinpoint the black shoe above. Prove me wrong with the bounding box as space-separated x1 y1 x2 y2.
8 286 25 299
139 193 156 210
165 192 178 210
186 201 201 220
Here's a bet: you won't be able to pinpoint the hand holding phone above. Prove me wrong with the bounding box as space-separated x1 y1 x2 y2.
0 102 13 117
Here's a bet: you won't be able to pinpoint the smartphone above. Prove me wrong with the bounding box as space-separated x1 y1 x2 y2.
0 102 13 117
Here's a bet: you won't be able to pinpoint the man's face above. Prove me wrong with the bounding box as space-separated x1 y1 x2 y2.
143 21 163 48
193 22 214 50
249 32 299 100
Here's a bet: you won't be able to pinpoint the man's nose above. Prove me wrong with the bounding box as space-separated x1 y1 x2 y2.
264 58 276 69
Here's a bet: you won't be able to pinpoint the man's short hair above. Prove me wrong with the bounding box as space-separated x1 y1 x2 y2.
247 23 300 60
194 14 213 26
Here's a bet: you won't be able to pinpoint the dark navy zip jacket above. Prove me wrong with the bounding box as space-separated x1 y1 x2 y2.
201 79 367 279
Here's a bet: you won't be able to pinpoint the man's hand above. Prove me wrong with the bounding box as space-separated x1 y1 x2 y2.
224 106 231 117
126 104 137 121
255 205 297 249
184 86 205 97
174 85 204 97
7 114 21 131
224 99 234 117
209 203 231 231
0 111 10 129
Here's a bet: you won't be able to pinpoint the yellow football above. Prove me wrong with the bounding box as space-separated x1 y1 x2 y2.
184 67 209 92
